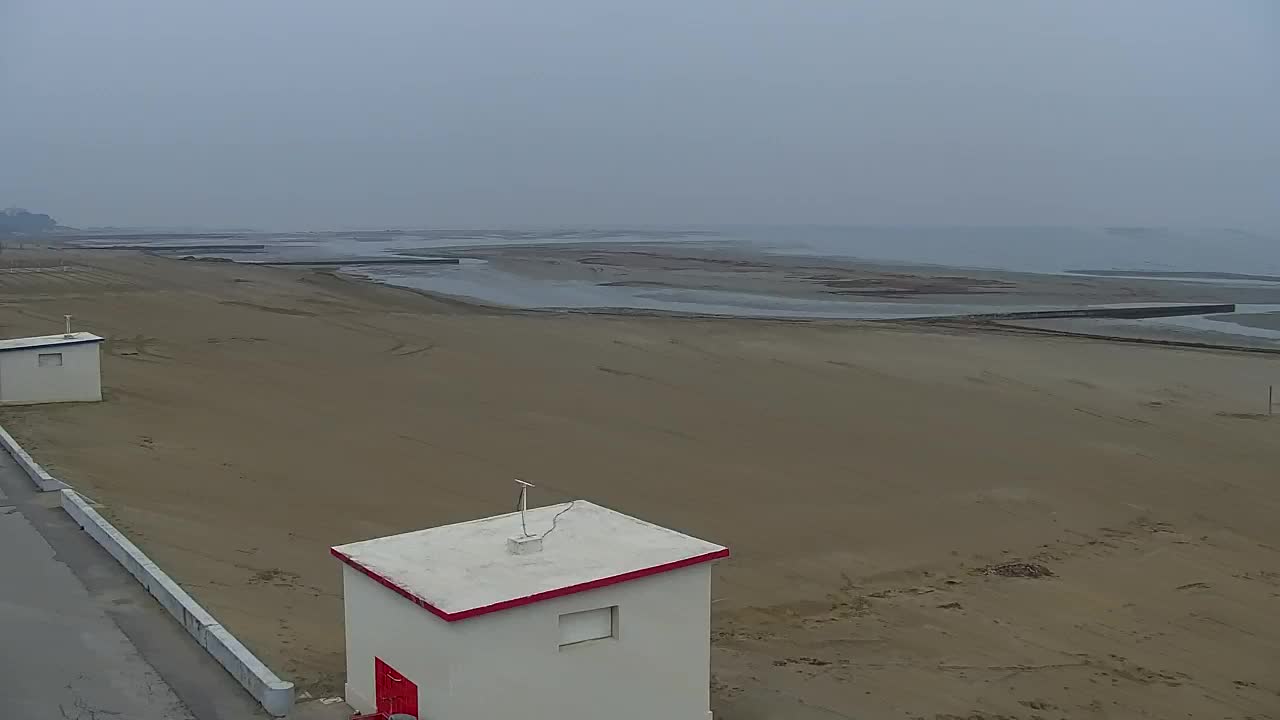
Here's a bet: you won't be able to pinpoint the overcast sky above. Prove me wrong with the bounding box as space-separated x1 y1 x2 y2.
2 1 1277 230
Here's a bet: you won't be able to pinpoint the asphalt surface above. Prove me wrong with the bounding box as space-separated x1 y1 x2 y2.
0 448 268 720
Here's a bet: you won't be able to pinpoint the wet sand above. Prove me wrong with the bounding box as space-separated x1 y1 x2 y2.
410 242 1280 311
2 249 1279 719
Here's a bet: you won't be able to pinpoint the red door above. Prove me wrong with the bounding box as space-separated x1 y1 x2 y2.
374 657 419 718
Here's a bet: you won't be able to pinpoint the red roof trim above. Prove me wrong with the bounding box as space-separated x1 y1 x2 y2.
330 546 730 622
331 547 454 621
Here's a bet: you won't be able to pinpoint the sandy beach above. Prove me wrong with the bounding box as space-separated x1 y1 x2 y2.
2 248 1279 719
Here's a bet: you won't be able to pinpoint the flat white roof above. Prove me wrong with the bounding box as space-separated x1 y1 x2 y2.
331 501 728 622
0 332 104 353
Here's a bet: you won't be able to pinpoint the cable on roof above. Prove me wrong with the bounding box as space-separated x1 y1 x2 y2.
537 500 576 540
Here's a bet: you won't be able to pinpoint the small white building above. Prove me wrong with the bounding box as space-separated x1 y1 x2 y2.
331 501 729 720
0 332 104 405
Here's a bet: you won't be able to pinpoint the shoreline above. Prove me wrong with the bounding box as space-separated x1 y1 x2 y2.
22 238 1280 352
957 319 1280 356
327 264 1280 354
365 241 1280 328
51 230 1280 335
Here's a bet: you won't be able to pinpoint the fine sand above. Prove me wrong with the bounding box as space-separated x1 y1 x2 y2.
1 249 1278 719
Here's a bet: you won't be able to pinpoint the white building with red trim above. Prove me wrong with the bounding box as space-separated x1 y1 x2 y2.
331 500 729 720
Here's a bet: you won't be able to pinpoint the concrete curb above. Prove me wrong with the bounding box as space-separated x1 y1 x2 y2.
0 424 68 492
61 489 295 717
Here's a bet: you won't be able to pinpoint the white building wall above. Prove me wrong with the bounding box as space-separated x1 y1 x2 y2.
343 563 713 720
342 564 456 715
0 344 102 405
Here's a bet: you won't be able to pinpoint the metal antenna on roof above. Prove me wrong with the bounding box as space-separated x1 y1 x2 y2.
63 315 73 338
514 479 534 538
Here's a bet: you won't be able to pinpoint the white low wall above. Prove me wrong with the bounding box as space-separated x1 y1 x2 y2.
61 489 295 717
0 423 68 491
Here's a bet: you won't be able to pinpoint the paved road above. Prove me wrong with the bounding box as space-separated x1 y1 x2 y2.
0 487 192 718
0 449 267 720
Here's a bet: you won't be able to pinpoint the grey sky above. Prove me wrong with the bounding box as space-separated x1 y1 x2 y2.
2 1 1277 230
